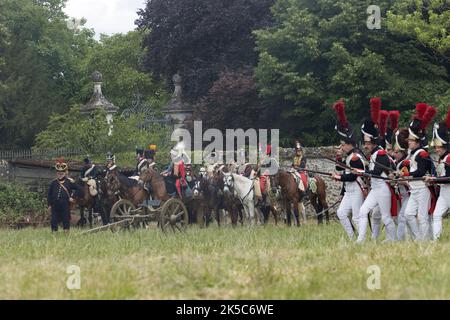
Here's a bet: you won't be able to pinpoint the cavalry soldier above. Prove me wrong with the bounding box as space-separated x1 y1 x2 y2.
134 148 145 175
292 140 308 192
401 103 436 241
47 159 80 232
426 107 450 241
106 152 116 171
164 141 191 197
331 101 366 239
80 156 101 211
356 98 396 243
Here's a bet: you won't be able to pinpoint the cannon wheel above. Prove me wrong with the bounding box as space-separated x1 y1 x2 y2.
110 199 137 223
159 198 188 232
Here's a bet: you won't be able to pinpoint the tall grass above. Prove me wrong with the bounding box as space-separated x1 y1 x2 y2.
1 221 449 299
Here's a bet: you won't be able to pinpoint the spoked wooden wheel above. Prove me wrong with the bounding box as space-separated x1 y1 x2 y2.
159 198 188 233
110 199 137 227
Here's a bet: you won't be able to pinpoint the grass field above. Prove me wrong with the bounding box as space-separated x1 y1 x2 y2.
1 220 450 299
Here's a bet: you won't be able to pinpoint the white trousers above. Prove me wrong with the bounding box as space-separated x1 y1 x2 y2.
432 186 450 241
357 185 395 243
405 187 431 241
371 206 381 240
396 195 409 241
337 190 364 239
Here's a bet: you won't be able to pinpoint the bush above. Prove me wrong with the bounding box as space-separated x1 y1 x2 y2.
0 181 48 228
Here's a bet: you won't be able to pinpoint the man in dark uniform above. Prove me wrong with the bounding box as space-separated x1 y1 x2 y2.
47 159 80 232
80 156 101 213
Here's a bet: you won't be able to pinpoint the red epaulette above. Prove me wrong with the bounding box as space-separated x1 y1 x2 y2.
419 151 429 158
403 160 411 167
377 150 387 156
446 157 450 165
351 154 360 162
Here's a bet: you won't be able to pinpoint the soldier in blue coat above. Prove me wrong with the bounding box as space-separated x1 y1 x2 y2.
47 159 80 232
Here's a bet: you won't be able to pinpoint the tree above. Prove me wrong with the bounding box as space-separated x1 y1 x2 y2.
387 0 450 60
136 0 275 103
0 0 96 147
75 31 169 110
194 68 273 131
34 107 173 165
254 0 450 145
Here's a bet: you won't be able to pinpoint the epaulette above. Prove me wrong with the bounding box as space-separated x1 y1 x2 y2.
419 151 429 158
377 150 387 156
351 154 361 162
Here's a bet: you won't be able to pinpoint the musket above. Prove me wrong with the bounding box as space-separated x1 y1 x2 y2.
298 168 333 177
318 154 393 181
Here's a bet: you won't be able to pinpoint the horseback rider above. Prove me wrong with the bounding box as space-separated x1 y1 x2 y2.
291 140 308 192
47 158 81 233
163 141 191 198
106 152 116 171
80 156 101 212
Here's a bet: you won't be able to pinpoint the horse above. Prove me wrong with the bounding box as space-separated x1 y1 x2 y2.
308 175 329 224
269 170 329 226
269 170 302 226
72 178 98 228
106 168 151 207
222 168 258 226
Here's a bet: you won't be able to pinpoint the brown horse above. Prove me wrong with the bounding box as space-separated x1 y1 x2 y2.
106 169 150 206
138 167 170 201
269 170 302 226
308 175 329 224
72 179 97 228
269 170 329 226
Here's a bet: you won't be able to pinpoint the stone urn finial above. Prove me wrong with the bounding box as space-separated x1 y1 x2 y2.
172 73 182 101
92 70 103 83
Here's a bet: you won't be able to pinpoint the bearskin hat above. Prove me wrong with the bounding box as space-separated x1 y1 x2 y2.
361 97 382 144
409 103 437 147
332 100 356 145
432 106 450 148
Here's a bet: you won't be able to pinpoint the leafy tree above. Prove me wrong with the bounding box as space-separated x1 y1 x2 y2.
34 107 173 166
194 68 274 131
0 0 95 147
136 0 275 103
387 0 450 60
75 31 169 110
254 0 450 145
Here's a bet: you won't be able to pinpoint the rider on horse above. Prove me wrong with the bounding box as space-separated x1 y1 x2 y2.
291 140 309 192
134 145 157 176
80 156 101 212
163 141 191 198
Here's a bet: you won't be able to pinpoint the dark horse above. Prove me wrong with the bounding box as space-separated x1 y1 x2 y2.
72 177 109 228
269 170 329 226
106 169 154 206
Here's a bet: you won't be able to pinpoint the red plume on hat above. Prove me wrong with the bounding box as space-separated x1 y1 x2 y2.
332 100 348 128
414 103 428 120
445 106 450 129
420 105 437 129
389 111 400 132
370 97 382 125
378 110 389 137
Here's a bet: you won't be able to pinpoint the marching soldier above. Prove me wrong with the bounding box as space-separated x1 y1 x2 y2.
427 107 450 241
47 159 80 232
356 98 396 243
331 101 366 239
391 126 411 240
401 103 436 241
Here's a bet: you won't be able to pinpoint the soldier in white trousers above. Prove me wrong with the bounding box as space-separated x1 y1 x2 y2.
331 101 366 239
391 128 411 240
426 110 450 241
356 98 396 243
401 103 436 241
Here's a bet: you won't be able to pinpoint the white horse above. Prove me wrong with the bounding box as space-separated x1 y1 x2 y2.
222 171 258 226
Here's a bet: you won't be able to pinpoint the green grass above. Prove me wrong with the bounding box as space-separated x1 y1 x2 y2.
1 221 450 299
